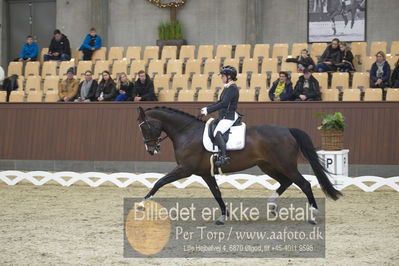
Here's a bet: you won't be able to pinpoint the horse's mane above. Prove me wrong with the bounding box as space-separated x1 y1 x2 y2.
145 106 203 122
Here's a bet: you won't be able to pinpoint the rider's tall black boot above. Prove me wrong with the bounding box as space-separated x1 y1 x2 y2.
214 131 230 167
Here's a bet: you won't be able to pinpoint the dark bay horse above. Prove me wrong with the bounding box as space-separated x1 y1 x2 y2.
137 106 342 224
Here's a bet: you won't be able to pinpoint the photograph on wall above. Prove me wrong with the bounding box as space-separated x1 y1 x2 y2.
308 0 366 42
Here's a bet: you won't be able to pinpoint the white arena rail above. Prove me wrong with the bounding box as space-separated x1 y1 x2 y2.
0 171 398 192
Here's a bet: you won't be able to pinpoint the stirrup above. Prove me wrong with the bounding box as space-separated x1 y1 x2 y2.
215 154 230 167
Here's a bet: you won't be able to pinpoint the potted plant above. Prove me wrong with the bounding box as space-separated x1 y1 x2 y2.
156 20 186 47
315 112 346 150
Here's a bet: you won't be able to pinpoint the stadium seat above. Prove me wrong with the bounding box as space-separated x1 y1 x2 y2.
249 74 267 91
94 60 110 78
166 59 183 75
43 76 60 94
235 44 251 59
179 45 195 60
210 74 224 92
331 72 349 90
172 74 189 91
191 74 208 91
272 43 289 59
386 89 399 101
148 60 165 76
158 89 175 102
351 42 367 61
92 47 107 61
197 89 215 102
76 61 93 77
261 58 278 74
7 62 23 76
0 91 7 102
390 41 399 56
312 73 328 90
197 45 214 60
177 89 196 102
322 89 339 101
9 91 25 102
290 72 302 86
24 62 40 78
291 43 308 57
26 91 43 102
42 61 58 77
112 59 128 76
108 47 124 61
239 89 256 102
74 49 83 63
311 43 327 58
126 46 142 61
362 56 375 72
222 58 240 71
342 89 361 101
258 88 270 102
386 55 398 70
242 58 259 74
39 48 49 63
370 41 387 56
185 59 202 75
143 46 160 62
44 91 60 102
364 88 383 101
130 60 146 76
153 74 171 91
25 76 42 93
59 61 75 77
352 72 370 90
17 76 25 91
253 44 270 60
215 44 232 60
203 58 221 76
236 74 247 90
161 46 177 60
281 58 298 73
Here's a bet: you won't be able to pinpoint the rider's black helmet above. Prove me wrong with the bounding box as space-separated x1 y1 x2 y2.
220 66 237 81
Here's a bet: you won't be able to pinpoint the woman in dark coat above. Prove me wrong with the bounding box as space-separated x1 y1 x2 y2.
391 58 399 88
115 73 134 101
96 71 118 101
316 38 341 72
337 42 354 72
370 51 391 89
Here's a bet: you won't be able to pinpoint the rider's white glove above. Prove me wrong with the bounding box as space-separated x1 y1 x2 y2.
200 107 208 115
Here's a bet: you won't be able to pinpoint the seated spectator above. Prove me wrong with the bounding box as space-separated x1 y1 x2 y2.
96 71 117 101
294 69 321 101
336 42 354 72
58 68 79 102
79 28 102 61
316 38 341 72
133 70 157 101
17 35 39 62
390 58 399 88
75 70 98 102
115 73 134 101
268 71 293 101
370 51 391 89
286 49 315 72
44 29 71 61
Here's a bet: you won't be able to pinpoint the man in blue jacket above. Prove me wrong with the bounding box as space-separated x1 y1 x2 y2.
17 35 39 62
79 28 102 60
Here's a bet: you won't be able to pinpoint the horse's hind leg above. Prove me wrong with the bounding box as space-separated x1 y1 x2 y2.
202 175 227 225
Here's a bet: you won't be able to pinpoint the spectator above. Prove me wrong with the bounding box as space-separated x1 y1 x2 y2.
286 49 315 72
294 69 321 101
17 35 39 62
391 58 399 88
75 70 98 102
370 51 391 89
268 71 293 101
133 70 157 101
115 73 134 101
58 67 79 102
336 42 354 72
316 38 341 72
79 28 102 61
0 65 4 90
96 71 117 101
44 29 71 61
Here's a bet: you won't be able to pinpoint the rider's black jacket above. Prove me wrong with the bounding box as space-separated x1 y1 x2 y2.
206 83 239 120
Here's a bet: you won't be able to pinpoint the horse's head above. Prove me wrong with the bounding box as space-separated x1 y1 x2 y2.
137 107 163 155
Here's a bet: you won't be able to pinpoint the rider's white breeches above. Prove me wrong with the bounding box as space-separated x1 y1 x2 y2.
214 112 239 136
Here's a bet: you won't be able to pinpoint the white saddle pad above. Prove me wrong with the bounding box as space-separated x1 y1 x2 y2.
203 118 246 153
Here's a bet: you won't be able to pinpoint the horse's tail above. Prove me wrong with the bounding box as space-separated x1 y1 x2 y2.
289 128 343 200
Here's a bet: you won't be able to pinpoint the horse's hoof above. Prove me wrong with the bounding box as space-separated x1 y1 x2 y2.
308 220 317 225
215 220 225 225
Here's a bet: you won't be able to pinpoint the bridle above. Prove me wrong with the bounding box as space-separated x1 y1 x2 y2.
138 119 168 150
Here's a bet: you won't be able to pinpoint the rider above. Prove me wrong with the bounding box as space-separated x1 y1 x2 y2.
200 66 240 167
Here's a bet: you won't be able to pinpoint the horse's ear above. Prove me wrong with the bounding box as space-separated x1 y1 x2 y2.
137 106 146 121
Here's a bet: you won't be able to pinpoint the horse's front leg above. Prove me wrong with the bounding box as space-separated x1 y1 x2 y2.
202 175 228 225
144 166 190 200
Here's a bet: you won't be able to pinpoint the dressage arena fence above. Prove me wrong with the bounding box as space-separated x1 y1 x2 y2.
0 171 398 192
